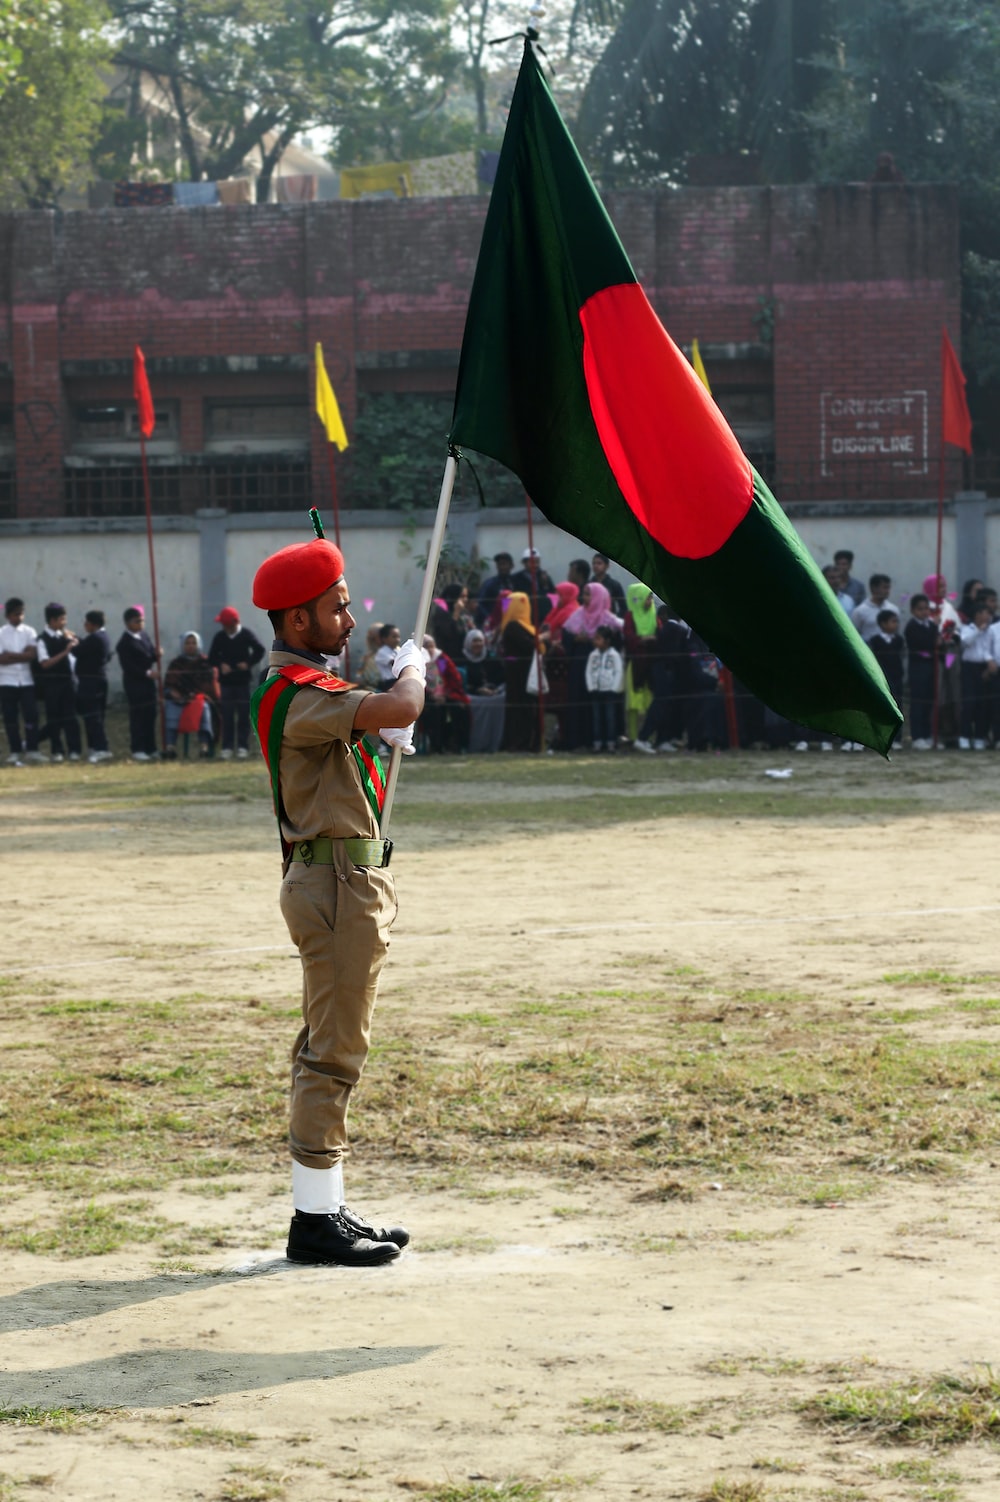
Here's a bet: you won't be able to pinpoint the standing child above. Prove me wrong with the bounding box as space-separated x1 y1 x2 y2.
374 624 401 690
904 593 937 749
585 624 624 752
958 601 999 749
867 609 904 710
75 609 113 762
115 606 161 761
36 602 82 762
0 597 41 765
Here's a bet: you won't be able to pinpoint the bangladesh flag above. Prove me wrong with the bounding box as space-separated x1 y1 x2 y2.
448 41 902 755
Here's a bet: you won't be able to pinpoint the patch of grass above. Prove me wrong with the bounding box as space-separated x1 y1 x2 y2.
722 1225 799 1244
750 1456 805 1473
416 1484 557 1502
955 995 1000 1014
0 1202 169 1257
803 1366 1000 1446
875 1456 963 1498
174 1425 259 1449
697 1482 769 1502
215 1464 286 1502
418 1235 498 1254
572 1391 691 1434
703 1354 805 1378
882 970 990 990
0 1404 119 1429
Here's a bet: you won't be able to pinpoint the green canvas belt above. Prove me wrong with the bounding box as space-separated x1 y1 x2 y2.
290 836 393 869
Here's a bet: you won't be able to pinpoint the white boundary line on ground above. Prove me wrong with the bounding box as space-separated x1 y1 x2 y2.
5 903 1000 975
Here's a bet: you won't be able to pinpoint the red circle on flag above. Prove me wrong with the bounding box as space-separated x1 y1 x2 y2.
580 283 753 559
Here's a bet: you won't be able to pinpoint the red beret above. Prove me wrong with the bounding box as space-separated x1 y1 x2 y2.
252 539 346 610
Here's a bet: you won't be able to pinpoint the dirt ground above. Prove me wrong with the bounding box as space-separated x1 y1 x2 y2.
1 754 999 1502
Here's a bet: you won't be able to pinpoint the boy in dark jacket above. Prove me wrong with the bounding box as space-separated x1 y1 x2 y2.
36 602 82 762
115 606 160 760
904 593 938 749
75 609 113 762
867 608 905 706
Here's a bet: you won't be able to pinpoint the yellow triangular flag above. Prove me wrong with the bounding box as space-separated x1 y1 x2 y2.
315 342 349 451
691 337 711 394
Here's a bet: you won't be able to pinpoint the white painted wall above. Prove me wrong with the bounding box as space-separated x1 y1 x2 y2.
0 502 988 694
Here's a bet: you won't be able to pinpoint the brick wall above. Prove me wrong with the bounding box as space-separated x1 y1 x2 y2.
0 184 960 518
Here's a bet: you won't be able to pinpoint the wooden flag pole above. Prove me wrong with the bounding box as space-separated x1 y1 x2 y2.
138 428 166 754
380 452 459 836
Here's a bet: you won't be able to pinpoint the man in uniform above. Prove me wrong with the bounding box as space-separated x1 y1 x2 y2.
251 537 425 1267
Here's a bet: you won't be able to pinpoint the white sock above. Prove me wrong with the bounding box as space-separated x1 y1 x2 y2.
292 1160 345 1213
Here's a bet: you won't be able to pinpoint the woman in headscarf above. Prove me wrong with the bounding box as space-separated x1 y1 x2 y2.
537 580 580 751
561 581 622 751
431 581 474 662
419 633 470 752
623 582 658 742
163 631 219 759
500 591 543 751
462 628 505 753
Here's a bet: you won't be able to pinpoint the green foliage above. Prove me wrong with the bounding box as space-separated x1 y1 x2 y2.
0 0 112 208
577 0 840 186
347 392 523 509
963 251 1000 387
0 1 23 94
101 0 467 193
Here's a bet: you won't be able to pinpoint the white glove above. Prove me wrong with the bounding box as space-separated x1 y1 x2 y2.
380 722 416 755
391 637 426 681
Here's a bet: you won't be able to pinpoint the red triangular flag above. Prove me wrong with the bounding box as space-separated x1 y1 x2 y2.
133 345 155 438
941 328 972 454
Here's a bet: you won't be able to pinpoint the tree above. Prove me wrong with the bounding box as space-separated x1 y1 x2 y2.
575 0 837 186
101 0 463 196
0 0 112 208
0 0 25 96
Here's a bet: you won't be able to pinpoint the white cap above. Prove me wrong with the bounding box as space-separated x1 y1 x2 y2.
522 547 540 561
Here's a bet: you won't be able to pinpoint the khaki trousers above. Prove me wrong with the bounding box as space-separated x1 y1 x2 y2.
279 845 397 1169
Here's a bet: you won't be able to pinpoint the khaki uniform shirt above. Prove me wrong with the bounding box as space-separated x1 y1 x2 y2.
268 649 378 845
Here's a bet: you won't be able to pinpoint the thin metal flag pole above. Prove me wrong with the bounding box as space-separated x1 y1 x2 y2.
380 451 459 837
932 389 947 749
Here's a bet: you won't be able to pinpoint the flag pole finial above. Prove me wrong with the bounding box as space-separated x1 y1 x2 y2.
308 507 325 539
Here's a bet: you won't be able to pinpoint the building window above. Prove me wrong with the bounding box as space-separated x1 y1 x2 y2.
64 463 182 518
202 456 312 511
204 402 309 454
70 402 179 457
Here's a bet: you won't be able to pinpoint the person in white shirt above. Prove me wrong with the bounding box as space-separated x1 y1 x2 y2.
374 623 401 688
0 597 43 766
585 625 625 752
851 574 905 641
957 601 999 749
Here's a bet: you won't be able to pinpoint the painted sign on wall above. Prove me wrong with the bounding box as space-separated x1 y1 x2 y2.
820 391 928 477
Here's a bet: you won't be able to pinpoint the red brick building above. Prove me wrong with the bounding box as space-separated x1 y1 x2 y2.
0 183 966 521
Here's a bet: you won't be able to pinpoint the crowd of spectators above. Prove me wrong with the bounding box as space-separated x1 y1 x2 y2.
4 544 999 767
0 597 263 766
409 545 1000 756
